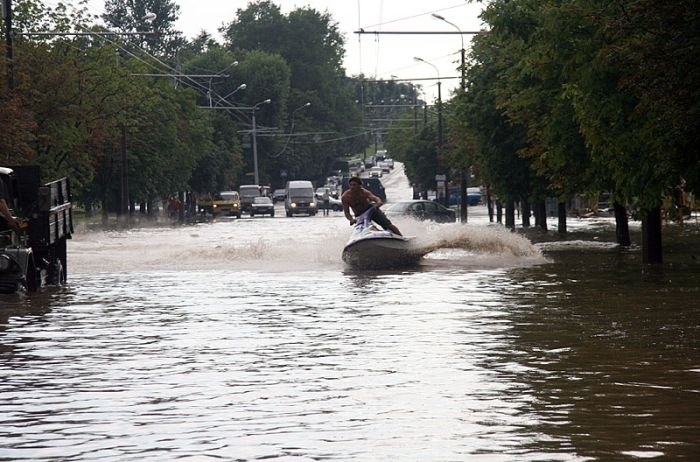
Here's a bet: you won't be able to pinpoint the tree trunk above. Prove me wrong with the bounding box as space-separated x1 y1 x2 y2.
460 171 467 222
496 200 503 224
521 198 531 228
505 202 515 229
642 206 663 264
613 203 631 246
535 200 547 232
557 202 567 234
487 187 494 222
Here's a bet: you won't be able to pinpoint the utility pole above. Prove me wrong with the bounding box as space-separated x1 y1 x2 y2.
251 98 271 185
120 125 129 223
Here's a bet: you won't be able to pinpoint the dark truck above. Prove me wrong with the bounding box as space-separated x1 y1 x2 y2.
0 166 73 293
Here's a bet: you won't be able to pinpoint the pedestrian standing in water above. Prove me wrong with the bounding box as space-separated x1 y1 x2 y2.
322 188 330 216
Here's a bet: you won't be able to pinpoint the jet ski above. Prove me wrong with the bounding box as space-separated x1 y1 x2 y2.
342 205 424 270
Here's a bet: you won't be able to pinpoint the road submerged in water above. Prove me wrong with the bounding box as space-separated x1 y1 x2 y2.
1 163 699 461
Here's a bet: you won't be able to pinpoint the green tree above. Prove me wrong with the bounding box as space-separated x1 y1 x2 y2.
221 1 361 184
102 0 185 58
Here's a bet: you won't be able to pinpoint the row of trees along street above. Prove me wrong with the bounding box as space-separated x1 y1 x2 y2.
386 0 699 265
2 0 699 265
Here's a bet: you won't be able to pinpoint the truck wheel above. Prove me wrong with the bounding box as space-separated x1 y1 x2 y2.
25 255 39 292
48 258 64 285
58 238 68 283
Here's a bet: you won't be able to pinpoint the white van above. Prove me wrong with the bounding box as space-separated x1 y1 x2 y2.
285 180 317 217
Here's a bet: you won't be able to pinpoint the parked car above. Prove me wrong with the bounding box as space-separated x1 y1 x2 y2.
383 200 456 223
272 189 286 203
250 196 275 217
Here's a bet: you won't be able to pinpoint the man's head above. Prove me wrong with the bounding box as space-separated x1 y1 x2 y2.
348 176 362 188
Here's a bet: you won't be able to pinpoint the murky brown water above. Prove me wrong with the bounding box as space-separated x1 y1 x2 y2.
1 166 699 461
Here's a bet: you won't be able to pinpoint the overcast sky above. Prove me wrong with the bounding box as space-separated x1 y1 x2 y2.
78 0 486 102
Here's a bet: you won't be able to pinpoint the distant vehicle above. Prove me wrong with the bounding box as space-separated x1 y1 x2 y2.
272 189 286 203
447 186 482 206
250 196 275 217
375 149 387 161
238 184 262 214
369 167 383 178
285 180 317 217
198 191 241 218
378 161 392 173
384 200 456 223
341 176 386 203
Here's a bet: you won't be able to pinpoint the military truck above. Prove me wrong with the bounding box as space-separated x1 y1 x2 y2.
0 166 73 293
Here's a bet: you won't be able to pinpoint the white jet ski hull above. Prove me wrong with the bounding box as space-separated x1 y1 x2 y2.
342 230 422 270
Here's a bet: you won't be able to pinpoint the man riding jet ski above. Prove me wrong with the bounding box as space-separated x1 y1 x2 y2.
341 177 423 269
341 176 402 235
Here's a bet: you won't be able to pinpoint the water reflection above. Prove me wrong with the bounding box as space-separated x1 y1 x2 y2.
501 246 700 461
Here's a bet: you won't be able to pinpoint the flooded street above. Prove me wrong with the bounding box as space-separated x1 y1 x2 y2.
1 165 699 461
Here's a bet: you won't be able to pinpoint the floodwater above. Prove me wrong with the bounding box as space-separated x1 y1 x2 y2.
1 165 699 461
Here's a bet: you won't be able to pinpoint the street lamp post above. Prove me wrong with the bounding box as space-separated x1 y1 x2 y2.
251 98 271 185
433 13 468 222
414 56 445 205
275 101 311 159
432 13 465 91
213 82 246 107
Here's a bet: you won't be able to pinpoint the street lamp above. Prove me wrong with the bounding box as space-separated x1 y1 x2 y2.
433 12 468 221
213 82 246 107
251 98 271 185
274 101 311 159
289 101 311 138
432 13 465 91
414 56 445 204
413 56 442 145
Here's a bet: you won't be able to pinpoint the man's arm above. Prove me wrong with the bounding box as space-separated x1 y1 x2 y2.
365 190 383 207
341 195 355 223
0 199 18 230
